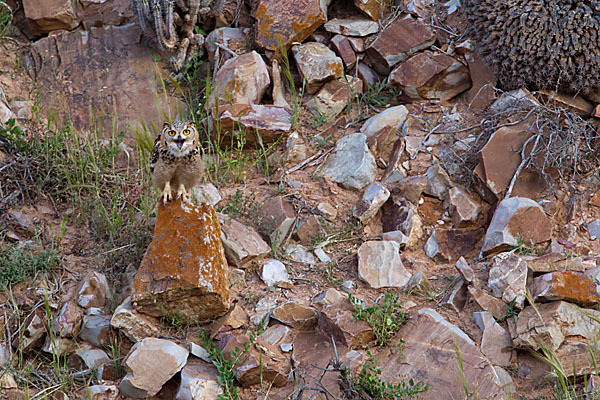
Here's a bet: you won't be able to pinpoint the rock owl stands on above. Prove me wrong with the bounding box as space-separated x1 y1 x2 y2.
150 121 203 204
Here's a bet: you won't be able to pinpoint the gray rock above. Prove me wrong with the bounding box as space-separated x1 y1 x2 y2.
120 338 189 398
110 297 161 343
321 133 377 190
189 343 212 363
381 230 409 246
228 268 246 289
425 164 453 200
74 347 110 379
448 186 480 226
79 314 111 348
86 385 119 400
488 253 527 309
292 42 344 94
192 184 222 206
353 182 390 223
285 243 316 264
360 105 409 137
474 311 513 367
314 288 346 306
314 247 332 262
358 241 411 288
588 219 600 240
424 230 439 259
259 259 291 287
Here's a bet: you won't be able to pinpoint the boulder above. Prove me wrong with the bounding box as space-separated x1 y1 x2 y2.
321 132 377 190
305 78 360 119
330 35 357 69
354 0 387 20
272 302 318 330
77 271 110 309
79 314 111 348
482 197 553 255
358 241 411 288
448 186 480 227
259 196 296 246
292 42 344 94
210 51 270 106
259 259 292 287
318 300 374 348
119 338 189 398
375 309 511 400
131 199 230 321
254 0 327 51
389 51 471 101
367 16 436 75
218 213 270 267
176 362 223 400
216 104 292 146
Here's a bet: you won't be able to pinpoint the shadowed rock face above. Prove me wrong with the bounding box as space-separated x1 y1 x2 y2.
131 198 230 321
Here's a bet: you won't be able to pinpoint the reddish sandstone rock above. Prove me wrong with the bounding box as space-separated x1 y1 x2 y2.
254 0 327 52
131 199 229 321
531 271 600 306
23 0 78 35
272 302 318 330
318 300 374 348
216 104 292 146
354 0 388 20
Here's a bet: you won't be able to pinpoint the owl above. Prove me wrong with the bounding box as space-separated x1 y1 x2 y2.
150 121 203 205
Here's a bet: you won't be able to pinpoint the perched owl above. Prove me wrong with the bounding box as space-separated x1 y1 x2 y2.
150 121 203 205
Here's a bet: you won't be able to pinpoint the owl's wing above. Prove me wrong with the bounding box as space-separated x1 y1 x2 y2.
149 134 161 173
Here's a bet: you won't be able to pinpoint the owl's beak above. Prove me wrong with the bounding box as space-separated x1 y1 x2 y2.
174 138 185 149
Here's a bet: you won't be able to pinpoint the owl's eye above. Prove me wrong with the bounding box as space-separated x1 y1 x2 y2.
183 129 191 136
168 130 176 136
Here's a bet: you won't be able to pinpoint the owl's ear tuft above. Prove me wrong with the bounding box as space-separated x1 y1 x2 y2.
186 122 196 129
163 122 170 130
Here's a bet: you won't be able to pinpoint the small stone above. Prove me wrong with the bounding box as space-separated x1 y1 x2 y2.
425 164 453 200
367 16 436 75
360 105 409 138
257 324 292 347
531 271 600 305
474 311 513 367
213 304 249 331
79 315 111 348
314 288 346 306
439 280 467 312
314 247 332 263
77 271 110 309
305 78 358 120
381 195 423 249
482 197 553 255
467 286 508 321
192 184 222 206
324 18 379 36
588 219 600 240
318 300 374 348
354 0 387 20
0 101 15 125
9 100 33 120
110 297 161 343
259 259 291 287
342 280 354 291
42 335 74 356
317 202 337 220
294 215 325 245
176 362 223 400
455 256 473 283
228 268 246 290
119 338 189 398
73 347 110 378
358 241 411 288
488 253 527 309
52 300 82 338
218 213 271 267
272 302 318 330
353 182 391 224
210 51 270 106
205 27 252 66
448 186 480 227
259 196 296 247
389 51 471 101
390 175 427 204
131 200 230 321
357 63 379 88
434 228 483 263
12 310 45 351
381 230 409 246
321 133 377 190
285 243 316 264
293 42 344 94
86 385 119 400
330 35 356 69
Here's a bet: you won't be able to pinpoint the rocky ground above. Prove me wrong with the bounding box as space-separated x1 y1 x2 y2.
3 0 600 399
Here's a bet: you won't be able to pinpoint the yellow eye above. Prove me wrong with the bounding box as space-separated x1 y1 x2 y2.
168 130 176 136
183 129 191 136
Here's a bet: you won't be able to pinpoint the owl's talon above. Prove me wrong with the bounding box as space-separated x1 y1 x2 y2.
162 189 172 205
176 185 190 203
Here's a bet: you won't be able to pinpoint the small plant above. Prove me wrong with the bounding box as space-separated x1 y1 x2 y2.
105 334 125 378
511 236 541 256
161 311 188 333
325 261 342 288
348 290 406 346
0 1 12 40
278 41 305 130
497 298 519 324
0 244 60 290
309 111 328 129
199 325 265 400
345 350 428 399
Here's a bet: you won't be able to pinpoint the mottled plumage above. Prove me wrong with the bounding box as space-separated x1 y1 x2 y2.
150 121 203 204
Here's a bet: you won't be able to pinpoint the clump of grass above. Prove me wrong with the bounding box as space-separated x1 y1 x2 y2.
342 350 428 399
348 290 407 346
0 1 12 39
0 243 59 290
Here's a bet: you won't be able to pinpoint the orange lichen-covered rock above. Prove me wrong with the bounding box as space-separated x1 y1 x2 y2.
531 271 600 306
253 0 327 52
131 198 230 321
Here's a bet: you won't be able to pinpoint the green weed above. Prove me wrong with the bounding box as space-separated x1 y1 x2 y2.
278 41 305 130
0 243 59 290
0 1 12 39
348 290 406 346
497 298 520 323
344 350 428 399
309 111 328 129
